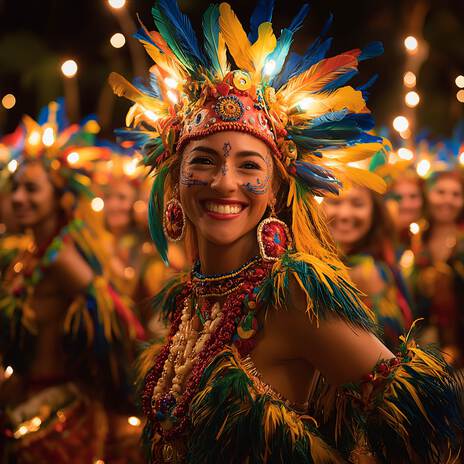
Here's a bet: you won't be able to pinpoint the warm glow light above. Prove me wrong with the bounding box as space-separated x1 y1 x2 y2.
108 0 126 8
399 249 414 269
31 417 42 428
7 159 18 173
314 196 324 204
61 59 78 78
398 148 414 161
144 110 159 122
164 77 178 89
404 36 418 52
455 75 464 88
67 151 80 164
91 197 105 212
405 91 420 108
298 97 315 111
128 416 141 427
110 33 126 49
2 93 16 109
416 159 431 177
42 127 55 147
28 130 41 146
459 152 464 165
403 71 416 88
393 116 409 132
457 90 464 103
167 90 178 104
409 222 420 235
123 159 138 176
264 59 276 76
399 129 411 140
4 366 13 379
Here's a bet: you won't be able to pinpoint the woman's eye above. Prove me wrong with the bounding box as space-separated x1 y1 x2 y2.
241 161 260 170
190 156 213 165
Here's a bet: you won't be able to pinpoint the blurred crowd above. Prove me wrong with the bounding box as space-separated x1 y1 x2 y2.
0 100 462 462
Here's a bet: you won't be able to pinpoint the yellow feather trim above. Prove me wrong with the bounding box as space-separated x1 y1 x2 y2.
250 22 277 79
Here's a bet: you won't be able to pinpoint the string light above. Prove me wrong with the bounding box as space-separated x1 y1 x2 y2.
164 77 178 89
403 71 416 88
110 33 126 49
459 152 464 165
67 152 80 164
144 110 159 122
61 60 78 78
91 197 105 212
42 127 55 147
108 0 126 8
128 416 141 427
7 159 18 173
404 36 418 53
455 75 464 88
399 249 414 269
28 130 41 146
409 222 420 235
2 93 16 109
405 91 420 108
4 366 13 379
393 116 409 132
398 148 414 161
416 159 431 177
457 90 464 103
123 159 138 176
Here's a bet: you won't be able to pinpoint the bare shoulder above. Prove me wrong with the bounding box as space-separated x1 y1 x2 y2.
50 241 94 295
278 276 394 385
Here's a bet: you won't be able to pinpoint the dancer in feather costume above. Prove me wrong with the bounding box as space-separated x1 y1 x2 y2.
110 2 462 462
0 101 145 463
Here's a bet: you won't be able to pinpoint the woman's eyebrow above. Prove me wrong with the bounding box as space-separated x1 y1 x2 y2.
190 146 219 156
236 151 267 162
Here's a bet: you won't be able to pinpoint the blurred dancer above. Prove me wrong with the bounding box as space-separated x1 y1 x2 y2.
411 169 464 365
0 102 144 463
324 185 413 349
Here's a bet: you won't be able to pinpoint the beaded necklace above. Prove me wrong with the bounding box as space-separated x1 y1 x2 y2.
142 256 272 448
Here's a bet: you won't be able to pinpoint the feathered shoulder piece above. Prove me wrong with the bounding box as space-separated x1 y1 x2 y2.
258 251 376 332
110 0 390 262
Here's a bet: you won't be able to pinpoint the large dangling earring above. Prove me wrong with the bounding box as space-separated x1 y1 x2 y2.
257 200 293 261
163 187 186 242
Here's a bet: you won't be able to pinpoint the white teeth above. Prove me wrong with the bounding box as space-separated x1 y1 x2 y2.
205 202 242 214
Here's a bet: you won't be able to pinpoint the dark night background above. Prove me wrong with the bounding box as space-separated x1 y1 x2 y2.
0 0 463 140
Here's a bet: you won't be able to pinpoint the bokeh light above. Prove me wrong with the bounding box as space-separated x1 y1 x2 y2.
403 72 416 88
61 59 78 78
393 116 409 132
110 33 126 49
405 91 420 108
2 93 16 109
404 36 418 52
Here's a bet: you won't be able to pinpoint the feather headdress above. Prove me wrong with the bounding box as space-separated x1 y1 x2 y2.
110 1 390 262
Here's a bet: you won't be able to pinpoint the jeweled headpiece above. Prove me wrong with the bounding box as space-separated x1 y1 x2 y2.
111 0 389 262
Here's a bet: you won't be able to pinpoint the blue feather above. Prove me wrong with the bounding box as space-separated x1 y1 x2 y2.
273 52 302 88
295 160 340 194
248 0 275 43
320 69 358 93
267 4 310 81
310 109 350 127
358 41 384 61
202 4 222 75
133 72 162 100
356 74 379 100
288 4 310 32
133 27 162 51
37 97 68 132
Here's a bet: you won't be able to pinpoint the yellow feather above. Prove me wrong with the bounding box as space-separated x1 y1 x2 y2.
319 143 385 163
218 32 229 77
288 86 366 123
250 22 277 78
219 3 254 72
340 166 387 194
108 72 168 114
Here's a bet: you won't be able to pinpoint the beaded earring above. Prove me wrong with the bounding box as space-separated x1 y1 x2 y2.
163 187 186 242
257 201 293 261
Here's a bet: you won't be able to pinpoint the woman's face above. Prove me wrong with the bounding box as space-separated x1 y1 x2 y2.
427 176 463 225
391 179 423 229
323 186 374 251
104 180 137 232
10 161 59 228
179 131 274 247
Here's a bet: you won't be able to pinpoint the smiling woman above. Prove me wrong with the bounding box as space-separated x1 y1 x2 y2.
111 1 462 462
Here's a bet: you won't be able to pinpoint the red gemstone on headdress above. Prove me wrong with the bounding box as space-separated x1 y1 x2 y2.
216 82 230 96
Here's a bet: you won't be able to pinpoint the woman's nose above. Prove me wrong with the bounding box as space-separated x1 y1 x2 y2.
210 165 237 194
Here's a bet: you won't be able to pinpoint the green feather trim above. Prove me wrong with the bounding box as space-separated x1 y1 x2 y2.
151 272 187 320
148 165 169 264
189 348 343 464
258 252 376 332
